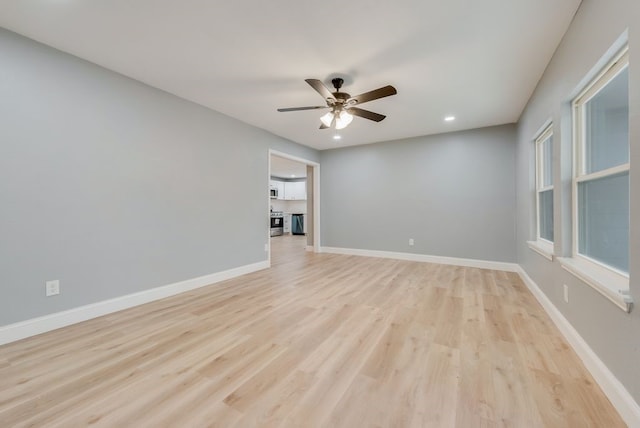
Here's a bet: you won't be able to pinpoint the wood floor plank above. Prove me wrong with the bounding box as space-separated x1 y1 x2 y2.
433 295 464 349
419 343 461 427
282 307 391 427
528 368 587 427
489 339 545 426
0 235 626 427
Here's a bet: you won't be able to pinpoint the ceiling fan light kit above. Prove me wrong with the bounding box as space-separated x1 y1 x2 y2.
335 110 353 130
321 109 353 129
278 77 397 131
320 111 334 127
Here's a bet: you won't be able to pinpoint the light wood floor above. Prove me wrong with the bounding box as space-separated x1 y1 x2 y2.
0 235 625 427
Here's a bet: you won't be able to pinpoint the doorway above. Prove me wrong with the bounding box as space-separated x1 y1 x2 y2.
268 150 319 265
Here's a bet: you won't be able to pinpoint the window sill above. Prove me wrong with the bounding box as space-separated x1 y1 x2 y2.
527 240 554 261
557 257 632 312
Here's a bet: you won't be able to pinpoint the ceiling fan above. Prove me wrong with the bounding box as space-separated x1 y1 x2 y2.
277 78 397 130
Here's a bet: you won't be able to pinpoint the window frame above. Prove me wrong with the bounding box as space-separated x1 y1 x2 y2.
535 124 554 245
562 46 631 312
571 47 629 278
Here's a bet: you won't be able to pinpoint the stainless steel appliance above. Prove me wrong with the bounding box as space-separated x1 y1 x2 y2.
270 211 284 236
292 213 305 235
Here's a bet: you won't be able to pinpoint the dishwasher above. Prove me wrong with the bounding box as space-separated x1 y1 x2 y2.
291 213 304 235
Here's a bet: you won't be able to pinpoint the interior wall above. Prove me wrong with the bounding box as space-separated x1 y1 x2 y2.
320 124 517 262
0 28 318 326
515 0 640 403
306 164 314 247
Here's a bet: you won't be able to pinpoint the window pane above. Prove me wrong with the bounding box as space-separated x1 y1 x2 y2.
542 136 553 187
538 189 553 242
585 68 629 173
578 172 629 273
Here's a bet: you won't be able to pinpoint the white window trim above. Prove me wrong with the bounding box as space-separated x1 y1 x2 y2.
527 240 554 261
528 124 554 261
558 257 632 312
568 46 630 311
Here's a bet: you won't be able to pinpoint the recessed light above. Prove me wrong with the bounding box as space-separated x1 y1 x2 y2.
445 116 455 122
290 174 296 178
333 135 341 140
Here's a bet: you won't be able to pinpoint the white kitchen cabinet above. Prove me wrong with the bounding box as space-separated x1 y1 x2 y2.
284 181 306 200
276 181 285 200
269 180 285 200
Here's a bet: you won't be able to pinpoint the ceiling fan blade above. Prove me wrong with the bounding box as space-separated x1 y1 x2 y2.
305 79 336 101
319 123 330 129
277 106 328 112
348 107 386 122
348 85 397 105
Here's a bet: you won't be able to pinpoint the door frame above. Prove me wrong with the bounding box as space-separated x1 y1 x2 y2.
268 149 320 264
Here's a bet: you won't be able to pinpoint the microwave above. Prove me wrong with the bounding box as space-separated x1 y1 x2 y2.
270 187 278 198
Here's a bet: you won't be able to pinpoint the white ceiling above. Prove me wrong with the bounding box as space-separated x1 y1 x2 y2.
0 1 581 150
271 155 307 179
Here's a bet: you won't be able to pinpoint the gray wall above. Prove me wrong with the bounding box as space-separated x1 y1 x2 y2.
0 28 318 326
320 125 516 262
516 0 640 403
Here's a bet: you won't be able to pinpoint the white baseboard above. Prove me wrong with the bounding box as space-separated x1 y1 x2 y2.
320 246 518 272
516 266 640 427
0 260 269 346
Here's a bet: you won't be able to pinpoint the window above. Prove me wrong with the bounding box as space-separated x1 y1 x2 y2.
572 48 629 276
535 125 554 243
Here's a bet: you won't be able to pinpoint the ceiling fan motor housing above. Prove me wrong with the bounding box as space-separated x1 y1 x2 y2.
330 79 350 106
333 92 350 102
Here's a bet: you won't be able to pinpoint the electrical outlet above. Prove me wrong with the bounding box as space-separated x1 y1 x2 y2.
409 238 414 246
563 284 569 303
264 243 269 252
46 280 60 297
